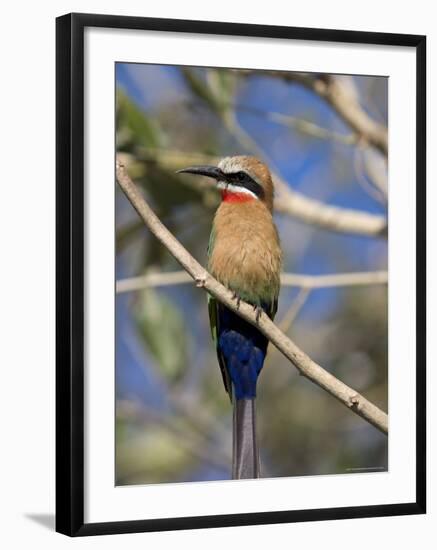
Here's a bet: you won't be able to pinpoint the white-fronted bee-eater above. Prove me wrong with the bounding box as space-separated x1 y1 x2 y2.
178 156 282 479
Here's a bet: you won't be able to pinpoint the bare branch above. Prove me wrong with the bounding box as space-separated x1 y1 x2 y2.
117 270 388 294
116 158 388 434
274 187 387 237
242 71 388 156
280 270 388 289
117 271 192 292
119 149 388 237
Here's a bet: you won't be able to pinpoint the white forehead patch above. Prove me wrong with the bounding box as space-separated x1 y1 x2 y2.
218 157 246 174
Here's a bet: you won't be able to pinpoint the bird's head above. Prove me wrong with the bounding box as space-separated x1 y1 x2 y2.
177 156 274 211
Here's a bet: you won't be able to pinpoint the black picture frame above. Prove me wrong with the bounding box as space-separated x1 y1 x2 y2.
56 12 426 537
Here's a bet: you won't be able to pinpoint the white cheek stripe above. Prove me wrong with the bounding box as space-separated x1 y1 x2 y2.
216 181 258 199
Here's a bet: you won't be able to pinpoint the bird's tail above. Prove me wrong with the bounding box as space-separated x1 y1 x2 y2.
232 397 259 479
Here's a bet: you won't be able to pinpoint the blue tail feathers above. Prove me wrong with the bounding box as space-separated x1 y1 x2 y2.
217 304 270 400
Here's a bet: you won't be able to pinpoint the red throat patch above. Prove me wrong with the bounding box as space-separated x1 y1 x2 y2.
221 190 256 203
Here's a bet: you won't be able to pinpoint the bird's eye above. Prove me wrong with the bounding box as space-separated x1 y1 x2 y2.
236 171 246 182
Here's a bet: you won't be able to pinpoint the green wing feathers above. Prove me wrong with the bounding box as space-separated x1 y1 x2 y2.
207 228 232 396
208 294 232 396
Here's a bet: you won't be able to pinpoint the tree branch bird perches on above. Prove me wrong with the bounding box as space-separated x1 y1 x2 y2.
178 156 282 480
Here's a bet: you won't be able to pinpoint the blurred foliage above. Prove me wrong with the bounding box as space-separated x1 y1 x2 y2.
115 64 388 484
116 90 162 150
134 288 190 382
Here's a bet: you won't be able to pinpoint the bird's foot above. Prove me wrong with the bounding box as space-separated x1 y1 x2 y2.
252 304 263 323
232 291 241 309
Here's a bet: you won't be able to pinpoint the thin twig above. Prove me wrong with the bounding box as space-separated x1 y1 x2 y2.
233 103 357 145
116 158 388 435
362 148 389 198
353 144 387 205
278 288 311 333
264 288 311 379
116 270 388 294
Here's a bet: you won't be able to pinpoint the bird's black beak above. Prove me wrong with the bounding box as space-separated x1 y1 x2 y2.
176 165 224 181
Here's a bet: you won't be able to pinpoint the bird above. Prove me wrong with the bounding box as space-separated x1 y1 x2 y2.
177 156 282 480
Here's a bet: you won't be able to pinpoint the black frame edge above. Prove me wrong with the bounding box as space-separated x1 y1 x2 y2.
71 503 421 537
55 12 427 537
56 13 85 536
415 35 426 515
70 11 425 47
56 13 73 536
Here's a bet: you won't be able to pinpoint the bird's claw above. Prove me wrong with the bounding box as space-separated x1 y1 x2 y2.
253 304 262 323
231 293 261 319
232 291 241 309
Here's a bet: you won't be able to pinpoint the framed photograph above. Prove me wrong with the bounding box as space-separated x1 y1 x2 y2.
56 12 426 536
